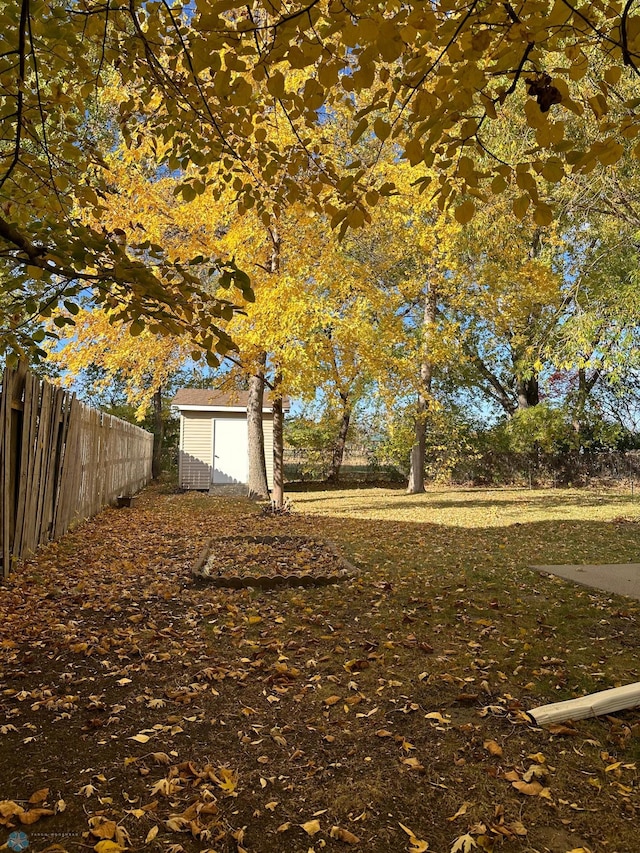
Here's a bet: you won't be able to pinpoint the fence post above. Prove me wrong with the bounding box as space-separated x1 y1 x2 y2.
0 362 27 578
1 365 154 576
0 366 13 578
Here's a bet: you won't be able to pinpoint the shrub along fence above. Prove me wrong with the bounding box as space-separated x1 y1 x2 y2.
0 362 154 577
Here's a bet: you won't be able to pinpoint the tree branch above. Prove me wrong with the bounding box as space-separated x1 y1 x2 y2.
0 0 29 192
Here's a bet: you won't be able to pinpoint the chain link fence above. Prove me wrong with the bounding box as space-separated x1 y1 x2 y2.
285 446 640 489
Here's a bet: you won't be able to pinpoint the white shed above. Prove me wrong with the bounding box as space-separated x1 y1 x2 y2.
172 389 289 490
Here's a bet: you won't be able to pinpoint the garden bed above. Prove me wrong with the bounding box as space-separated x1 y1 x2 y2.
192 534 357 588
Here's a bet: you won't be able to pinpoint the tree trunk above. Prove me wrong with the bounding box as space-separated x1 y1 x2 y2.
572 365 602 444
407 394 428 493
272 381 284 509
247 353 269 500
516 375 539 410
152 386 163 480
572 367 588 435
327 396 351 483
407 283 437 494
267 227 285 509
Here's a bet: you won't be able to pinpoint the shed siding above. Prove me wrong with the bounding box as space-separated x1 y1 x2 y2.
263 414 274 490
178 409 277 491
179 412 213 489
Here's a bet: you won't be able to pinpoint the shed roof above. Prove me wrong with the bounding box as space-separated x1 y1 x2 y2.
172 388 290 410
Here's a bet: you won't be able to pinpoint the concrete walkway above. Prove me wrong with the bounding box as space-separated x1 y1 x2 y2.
531 563 640 601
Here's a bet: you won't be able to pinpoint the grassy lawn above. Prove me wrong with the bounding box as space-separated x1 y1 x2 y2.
289 484 640 527
0 484 639 853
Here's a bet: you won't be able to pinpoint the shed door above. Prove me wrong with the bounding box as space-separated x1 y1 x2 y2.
212 418 248 484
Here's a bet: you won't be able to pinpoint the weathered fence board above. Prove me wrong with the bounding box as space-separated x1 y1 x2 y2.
0 367 12 576
0 363 154 576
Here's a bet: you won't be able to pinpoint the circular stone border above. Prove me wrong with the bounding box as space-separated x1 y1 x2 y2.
192 535 358 589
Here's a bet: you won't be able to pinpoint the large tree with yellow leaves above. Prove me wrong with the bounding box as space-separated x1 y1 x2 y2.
3 0 640 360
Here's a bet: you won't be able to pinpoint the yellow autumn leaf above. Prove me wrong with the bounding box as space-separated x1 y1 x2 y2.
19 808 55 825
424 712 450 724
212 767 238 793
401 757 425 770
447 802 473 821
301 819 321 836
512 194 530 219
89 818 117 839
533 202 553 226
129 734 150 743
451 834 476 853
28 788 50 804
483 739 503 756
512 780 544 796
94 842 125 853
454 200 475 224
330 825 361 844
0 802 24 818
542 159 564 183
399 823 429 851
373 117 391 141
145 825 159 843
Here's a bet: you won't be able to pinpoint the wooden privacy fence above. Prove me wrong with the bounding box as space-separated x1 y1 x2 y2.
0 362 154 577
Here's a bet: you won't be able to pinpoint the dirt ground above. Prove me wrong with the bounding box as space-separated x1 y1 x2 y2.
1 483 639 853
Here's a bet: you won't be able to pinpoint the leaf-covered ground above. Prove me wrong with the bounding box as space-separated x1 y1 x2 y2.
201 536 350 581
1 483 640 853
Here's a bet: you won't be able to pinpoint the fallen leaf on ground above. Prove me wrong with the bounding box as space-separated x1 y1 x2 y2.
547 723 579 736
19 808 55 825
301 819 321 836
89 818 117 839
94 842 125 853
28 788 50 804
0 801 24 819
211 767 238 793
399 822 429 851
425 712 451 725
512 780 544 796
447 802 473 822
330 825 360 843
451 833 477 852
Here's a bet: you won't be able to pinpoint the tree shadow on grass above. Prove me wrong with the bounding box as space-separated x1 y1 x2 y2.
292 506 640 595
289 486 638 528
388 491 636 512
